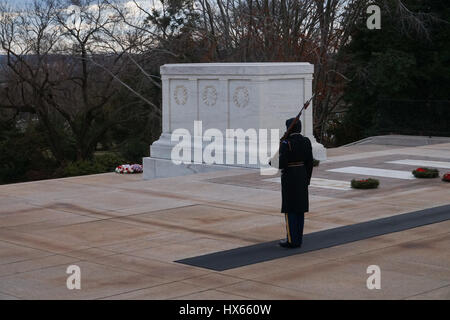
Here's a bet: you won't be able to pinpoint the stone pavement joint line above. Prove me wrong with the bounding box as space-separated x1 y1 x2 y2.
176 204 450 271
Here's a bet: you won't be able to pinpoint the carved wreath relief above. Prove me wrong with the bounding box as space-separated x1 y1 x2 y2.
233 86 249 108
202 85 218 106
174 85 188 105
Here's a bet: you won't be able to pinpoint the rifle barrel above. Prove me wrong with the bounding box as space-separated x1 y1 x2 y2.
280 93 316 142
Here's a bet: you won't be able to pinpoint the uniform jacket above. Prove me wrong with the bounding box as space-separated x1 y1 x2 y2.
279 133 313 214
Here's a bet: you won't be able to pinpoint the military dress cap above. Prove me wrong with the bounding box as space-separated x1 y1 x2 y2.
285 118 302 133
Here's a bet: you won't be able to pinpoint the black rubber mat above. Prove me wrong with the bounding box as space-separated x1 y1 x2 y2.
176 204 450 271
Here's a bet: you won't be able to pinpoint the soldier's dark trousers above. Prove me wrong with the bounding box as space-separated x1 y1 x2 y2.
284 212 305 246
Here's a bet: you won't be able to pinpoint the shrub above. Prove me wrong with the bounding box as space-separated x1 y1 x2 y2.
0 122 58 184
351 178 380 189
313 159 320 167
62 153 126 177
95 153 127 171
120 139 148 164
412 167 439 178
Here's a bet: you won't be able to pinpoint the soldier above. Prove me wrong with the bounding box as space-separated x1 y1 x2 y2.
278 118 313 248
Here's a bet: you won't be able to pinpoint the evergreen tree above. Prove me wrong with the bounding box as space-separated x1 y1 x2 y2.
335 0 450 144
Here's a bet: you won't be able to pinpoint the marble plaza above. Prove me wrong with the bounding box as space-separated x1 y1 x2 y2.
0 138 449 299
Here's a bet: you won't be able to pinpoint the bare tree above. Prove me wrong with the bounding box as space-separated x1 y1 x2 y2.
107 0 366 142
1 0 435 162
0 0 159 162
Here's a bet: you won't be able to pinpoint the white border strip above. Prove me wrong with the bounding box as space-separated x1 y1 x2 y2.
327 166 415 180
264 177 351 191
387 159 450 169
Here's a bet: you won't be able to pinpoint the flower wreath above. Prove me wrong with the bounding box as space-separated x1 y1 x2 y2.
412 167 439 178
115 164 143 174
351 178 379 189
442 172 450 182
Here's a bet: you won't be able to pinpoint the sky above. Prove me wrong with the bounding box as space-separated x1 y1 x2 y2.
5 0 132 9
6 0 44 8
0 0 157 55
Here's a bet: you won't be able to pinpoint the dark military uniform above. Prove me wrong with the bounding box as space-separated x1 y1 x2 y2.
278 120 313 248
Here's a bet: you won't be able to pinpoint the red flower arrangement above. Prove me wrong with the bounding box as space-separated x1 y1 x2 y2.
443 173 450 182
115 164 143 174
412 167 439 178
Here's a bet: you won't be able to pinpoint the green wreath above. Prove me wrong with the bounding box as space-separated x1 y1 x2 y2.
351 178 380 189
412 167 439 178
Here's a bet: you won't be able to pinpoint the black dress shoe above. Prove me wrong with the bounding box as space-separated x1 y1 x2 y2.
278 239 301 249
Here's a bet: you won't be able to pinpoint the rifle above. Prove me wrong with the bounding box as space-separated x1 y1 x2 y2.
268 93 317 168
280 93 316 142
